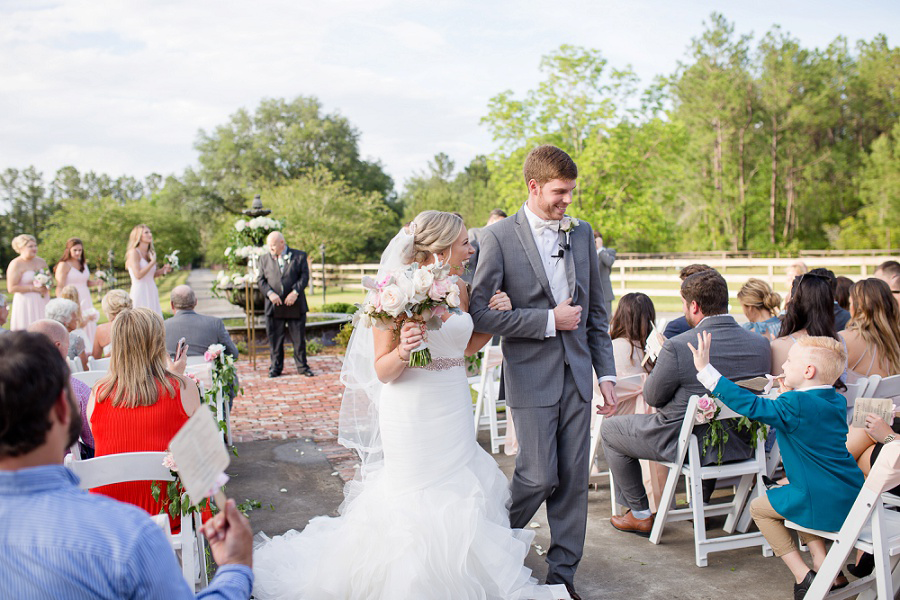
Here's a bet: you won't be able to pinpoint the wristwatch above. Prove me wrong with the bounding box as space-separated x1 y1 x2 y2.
884 434 896 444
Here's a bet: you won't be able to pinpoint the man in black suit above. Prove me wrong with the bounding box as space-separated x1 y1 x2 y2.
257 231 312 378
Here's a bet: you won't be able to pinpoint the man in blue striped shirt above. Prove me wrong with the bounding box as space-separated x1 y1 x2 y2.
0 331 255 599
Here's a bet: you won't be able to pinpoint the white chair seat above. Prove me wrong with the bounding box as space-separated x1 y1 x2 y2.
72 370 107 389
87 356 111 371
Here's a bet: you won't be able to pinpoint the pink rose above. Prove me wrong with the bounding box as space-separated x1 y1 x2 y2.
428 279 449 301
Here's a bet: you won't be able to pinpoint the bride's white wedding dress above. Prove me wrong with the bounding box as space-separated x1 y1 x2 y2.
252 312 568 599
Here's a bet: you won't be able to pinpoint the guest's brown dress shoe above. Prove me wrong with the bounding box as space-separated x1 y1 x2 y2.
610 510 654 537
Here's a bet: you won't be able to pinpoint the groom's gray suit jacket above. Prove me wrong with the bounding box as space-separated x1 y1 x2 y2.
469 207 615 406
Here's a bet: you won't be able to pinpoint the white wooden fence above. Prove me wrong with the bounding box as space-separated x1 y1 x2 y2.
309 255 899 299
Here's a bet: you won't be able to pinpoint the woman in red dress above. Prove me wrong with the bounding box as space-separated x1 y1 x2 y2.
87 307 200 530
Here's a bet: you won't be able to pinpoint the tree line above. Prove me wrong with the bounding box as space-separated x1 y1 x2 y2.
1 13 897 269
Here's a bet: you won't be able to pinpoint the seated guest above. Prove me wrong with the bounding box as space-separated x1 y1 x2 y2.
0 294 8 332
165 285 239 359
46 297 88 371
782 261 808 308
874 261 900 310
834 276 853 312
0 331 254 599
663 264 714 338
609 292 656 378
770 273 839 376
92 289 132 359
737 278 782 339
88 307 198 531
59 283 97 348
690 333 861 599
27 319 94 458
601 270 771 533
807 268 851 331
840 278 900 380
603 291 667 511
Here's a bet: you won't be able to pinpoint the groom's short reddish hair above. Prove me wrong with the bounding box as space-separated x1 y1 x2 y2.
523 145 578 186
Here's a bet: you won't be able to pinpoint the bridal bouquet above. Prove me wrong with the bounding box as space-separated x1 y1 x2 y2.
164 249 180 271
354 261 462 367
33 268 54 291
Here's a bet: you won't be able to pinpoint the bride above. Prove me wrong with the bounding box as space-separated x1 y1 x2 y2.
252 211 569 599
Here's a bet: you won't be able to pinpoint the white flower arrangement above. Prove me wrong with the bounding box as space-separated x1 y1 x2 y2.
32 269 54 290
247 216 280 230
164 249 180 270
232 246 266 259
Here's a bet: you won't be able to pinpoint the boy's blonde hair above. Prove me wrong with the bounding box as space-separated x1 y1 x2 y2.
795 336 847 384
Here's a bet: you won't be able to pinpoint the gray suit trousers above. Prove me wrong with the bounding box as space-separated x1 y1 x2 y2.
509 365 590 586
600 414 676 511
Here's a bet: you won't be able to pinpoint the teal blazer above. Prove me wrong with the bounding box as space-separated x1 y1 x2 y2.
712 379 864 531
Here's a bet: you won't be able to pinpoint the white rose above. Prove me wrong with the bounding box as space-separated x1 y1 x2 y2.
445 284 461 308
357 312 374 328
224 247 232 256
379 284 409 317
235 220 246 232
412 268 434 294
394 272 416 301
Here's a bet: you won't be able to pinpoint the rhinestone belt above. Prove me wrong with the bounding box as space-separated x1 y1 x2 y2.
409 357 466 371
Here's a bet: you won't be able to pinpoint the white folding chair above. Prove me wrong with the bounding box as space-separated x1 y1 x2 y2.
649 395 772 567
87 356 111 371
864 374 900 401
68 357 84 373
589 373 644 517
64 451 209 590
472 345 506 454
842 376 870 425
786 442 900 600
72 370 107 389
185 356 208 367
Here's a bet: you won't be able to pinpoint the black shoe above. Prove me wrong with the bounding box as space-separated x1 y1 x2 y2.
299 368 314 377
268 371 281 378
563 583 581 600
794 570 815 600
832 570 849 590
848 552 874 578
762 475 782 490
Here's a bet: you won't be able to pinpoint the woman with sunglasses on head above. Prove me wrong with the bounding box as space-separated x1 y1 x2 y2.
770 273 840 377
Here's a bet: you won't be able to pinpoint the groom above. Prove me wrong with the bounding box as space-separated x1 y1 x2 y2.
470 145 617 599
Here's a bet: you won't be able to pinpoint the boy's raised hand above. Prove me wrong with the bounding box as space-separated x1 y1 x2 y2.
687 331 713 373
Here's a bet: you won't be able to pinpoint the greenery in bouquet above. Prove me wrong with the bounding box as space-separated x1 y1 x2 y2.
353 261 463 367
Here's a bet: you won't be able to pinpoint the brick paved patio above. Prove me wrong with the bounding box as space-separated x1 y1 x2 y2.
230 354 360 481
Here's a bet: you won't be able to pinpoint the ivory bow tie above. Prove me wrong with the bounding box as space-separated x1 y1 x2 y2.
533 219 560 234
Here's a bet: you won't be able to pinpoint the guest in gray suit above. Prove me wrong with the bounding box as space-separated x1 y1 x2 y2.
462 209 507 286
164 285 238 359
593 231 616 318
602 269 771 536
470 145 616 600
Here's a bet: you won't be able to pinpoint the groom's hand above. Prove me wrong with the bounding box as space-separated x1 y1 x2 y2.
596 380 618 416
553 298 582 330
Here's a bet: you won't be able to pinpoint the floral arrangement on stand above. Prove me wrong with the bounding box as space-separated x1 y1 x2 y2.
694 394 766 464
354 261 462 367
213 215 284 298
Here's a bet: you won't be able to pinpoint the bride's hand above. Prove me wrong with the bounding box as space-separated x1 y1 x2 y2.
397 320 424 361
488 290 512 311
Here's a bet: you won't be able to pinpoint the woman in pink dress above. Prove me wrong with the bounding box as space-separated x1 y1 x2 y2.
54 237 99 348
6 234 50 330
125 224 171 317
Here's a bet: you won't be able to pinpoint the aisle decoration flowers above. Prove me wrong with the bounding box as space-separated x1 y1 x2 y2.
353 261 462 367
695 393 767 464
203 343 241 438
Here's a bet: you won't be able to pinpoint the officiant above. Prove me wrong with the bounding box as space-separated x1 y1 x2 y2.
258 231 313 378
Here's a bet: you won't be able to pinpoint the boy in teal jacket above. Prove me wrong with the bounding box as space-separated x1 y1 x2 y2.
689 333 863 600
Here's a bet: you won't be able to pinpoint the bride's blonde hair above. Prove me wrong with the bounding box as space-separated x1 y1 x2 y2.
408 211 463 264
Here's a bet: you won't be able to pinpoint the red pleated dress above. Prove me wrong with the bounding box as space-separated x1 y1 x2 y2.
90 377 190 531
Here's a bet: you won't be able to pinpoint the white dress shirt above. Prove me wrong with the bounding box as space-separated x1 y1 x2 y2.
523 203 569 337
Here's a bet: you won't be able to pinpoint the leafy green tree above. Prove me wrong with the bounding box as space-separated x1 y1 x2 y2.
193 96 394 214
41 196 201 270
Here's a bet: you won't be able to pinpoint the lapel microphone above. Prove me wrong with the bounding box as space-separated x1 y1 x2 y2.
551 241 570 259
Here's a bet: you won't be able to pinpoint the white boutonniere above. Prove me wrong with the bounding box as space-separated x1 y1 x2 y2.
559 216 579 246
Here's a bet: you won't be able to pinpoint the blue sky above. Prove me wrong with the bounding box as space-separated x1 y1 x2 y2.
1 0 897 192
